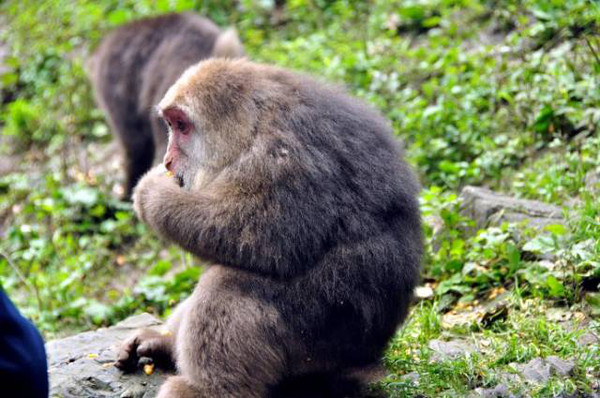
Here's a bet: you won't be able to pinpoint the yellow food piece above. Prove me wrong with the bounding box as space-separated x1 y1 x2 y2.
165 170 174 177
143 363 155 375
160 329 173 337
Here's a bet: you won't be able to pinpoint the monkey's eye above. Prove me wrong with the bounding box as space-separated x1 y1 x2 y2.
162 107 191 135
176 120 187 133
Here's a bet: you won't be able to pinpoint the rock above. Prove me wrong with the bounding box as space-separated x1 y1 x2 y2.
401 371 420 385
512 356 575 385
468 383 513 398
428 339 478 362
414 285 434 301
442 291 510 329
459 186 564 232
517 358 551 384
47 313 168 398
498 372 520 385
578 331 599 347
585 170 600 193
546 356 575 377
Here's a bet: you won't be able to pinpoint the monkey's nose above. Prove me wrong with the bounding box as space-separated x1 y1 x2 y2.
164 155 174 172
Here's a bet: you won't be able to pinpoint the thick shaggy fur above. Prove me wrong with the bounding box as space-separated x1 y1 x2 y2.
88 13 244 199
118 59 422 398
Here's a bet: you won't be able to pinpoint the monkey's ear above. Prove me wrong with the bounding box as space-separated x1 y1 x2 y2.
213 28 245 59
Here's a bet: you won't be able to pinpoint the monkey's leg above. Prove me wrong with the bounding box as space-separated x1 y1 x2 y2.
116 298 191 372
170 278 287 398
155 376 201 398
122 132 155 200
150 116 169 162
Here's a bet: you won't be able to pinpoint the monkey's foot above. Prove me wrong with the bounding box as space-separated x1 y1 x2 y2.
116 328 175 373
156 376 202 398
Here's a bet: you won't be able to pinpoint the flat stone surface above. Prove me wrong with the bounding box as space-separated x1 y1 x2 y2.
47 313 168 398
459 186 564 231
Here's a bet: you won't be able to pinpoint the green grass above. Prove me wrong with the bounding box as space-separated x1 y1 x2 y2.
0 0 599 395
382 297 600 397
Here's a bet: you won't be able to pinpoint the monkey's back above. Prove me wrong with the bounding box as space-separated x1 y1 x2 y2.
206 65 424 376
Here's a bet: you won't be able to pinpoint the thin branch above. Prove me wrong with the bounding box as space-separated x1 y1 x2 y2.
585 36 600 67
0 250 44 313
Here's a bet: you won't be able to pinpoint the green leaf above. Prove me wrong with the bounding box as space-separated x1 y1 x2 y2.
107 9 129 26
84 301 114 325
544 224 567 236
546 275 565 297
523 235 555 254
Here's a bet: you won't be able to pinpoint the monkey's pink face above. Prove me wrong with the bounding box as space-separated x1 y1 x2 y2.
161 107 194 188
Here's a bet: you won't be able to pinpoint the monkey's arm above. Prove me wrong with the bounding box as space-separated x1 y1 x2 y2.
133 167 330 278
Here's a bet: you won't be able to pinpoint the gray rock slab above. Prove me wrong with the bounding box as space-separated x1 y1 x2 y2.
459 186 564 231
47 313 168 398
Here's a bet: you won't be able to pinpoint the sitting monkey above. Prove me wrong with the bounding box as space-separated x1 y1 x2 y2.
117 59 422 398
88 13 244 199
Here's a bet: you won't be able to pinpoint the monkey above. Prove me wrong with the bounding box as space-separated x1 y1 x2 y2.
116 58 422 398
87 13 245 200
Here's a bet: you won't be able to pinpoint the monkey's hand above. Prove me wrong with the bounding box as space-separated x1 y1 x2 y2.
115 328 175 373
133 165 179 226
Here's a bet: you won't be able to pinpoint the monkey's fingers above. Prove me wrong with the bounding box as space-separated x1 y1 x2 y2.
136 336 175 370
115 336 140 372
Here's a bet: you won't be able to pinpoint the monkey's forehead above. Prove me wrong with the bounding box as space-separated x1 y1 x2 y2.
158 58 253 112
158 63 203 111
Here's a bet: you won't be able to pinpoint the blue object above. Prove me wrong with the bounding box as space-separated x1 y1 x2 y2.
0 289 48 398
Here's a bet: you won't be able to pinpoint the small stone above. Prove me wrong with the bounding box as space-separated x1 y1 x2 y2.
414 285 434 300
401 371 420 385
546 356 575 377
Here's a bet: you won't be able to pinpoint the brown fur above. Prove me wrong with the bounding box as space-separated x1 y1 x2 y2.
117 59 422 398
88 13 244 199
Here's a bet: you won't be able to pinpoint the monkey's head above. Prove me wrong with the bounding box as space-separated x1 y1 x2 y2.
157 59 266 190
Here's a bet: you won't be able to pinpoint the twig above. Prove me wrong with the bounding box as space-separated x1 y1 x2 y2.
0 249 30 290
0 249 44 313
584 36 600 67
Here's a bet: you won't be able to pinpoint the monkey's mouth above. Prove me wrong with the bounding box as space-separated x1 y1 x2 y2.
175 173 184 188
